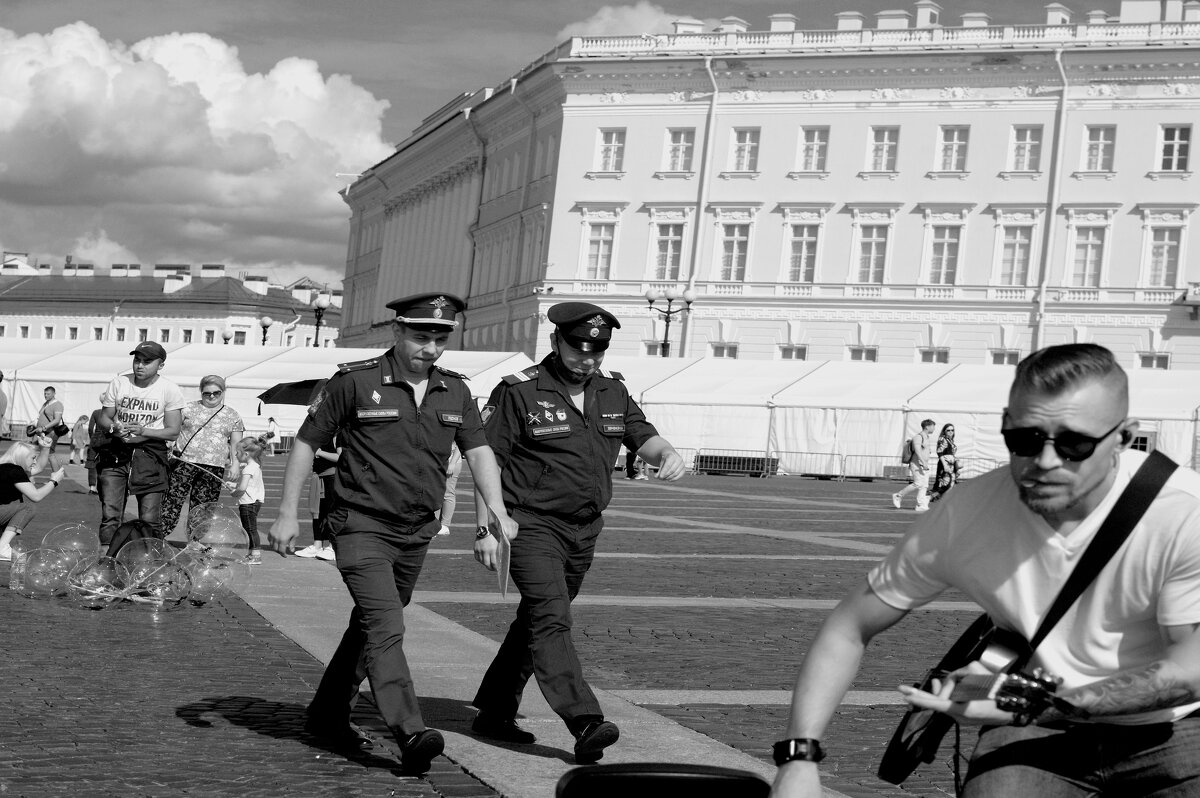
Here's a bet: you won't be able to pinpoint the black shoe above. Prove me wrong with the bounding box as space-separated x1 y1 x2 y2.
573 720 619 764
399 729 444 774
471 712 536 744
303 716 374 750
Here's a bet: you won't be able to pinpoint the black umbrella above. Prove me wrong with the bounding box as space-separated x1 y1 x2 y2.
257 378 327 406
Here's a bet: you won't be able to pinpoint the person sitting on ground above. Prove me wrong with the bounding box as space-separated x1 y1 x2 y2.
0 441 66 560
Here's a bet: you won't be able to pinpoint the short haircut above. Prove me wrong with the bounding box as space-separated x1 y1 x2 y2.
44 386 55 394
1011 343 1127 403
921 419 935 429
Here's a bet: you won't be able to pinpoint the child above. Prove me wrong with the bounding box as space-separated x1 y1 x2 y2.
228 437 266 564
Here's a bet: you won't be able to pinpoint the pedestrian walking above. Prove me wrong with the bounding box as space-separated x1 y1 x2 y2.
771 344 1200 798
437 444 462 535
469 301 687 764
229 437 265 564
927 423 960 503
160 376 244 537
268 292 516 775
95 342 185 545
0 440 65 560
892 419 935 511
33 386 66 449
293 438 338 560
69 415 89 464
85 407 104 494
265 417 278 456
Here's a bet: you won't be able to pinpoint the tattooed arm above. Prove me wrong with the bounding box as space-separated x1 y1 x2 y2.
1043 622 1200 721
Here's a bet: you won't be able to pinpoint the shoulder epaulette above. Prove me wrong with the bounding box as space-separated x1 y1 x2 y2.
433 365 467 380
501 365 540 385
598 368 625 381
336 358 378 374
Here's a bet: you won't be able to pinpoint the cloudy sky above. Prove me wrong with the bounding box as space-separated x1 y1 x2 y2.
1 0 1120 288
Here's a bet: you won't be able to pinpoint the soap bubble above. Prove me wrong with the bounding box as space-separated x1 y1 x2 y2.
67 557 129 609
21 548 76 598
188 516 249 562
188 503 243 536
186 555 251 605
138 562 193 608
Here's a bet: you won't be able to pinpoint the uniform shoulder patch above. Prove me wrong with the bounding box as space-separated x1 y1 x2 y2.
598 369 625 381
501 365 539 385
336 357 378 374
433 365 467 380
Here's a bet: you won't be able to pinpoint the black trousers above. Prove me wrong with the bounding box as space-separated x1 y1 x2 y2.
473 507 604 731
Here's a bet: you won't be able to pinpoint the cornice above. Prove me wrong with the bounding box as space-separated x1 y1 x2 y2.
382 156 481 216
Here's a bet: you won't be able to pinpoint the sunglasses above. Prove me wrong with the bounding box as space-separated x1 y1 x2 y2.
201 391 223 398
1001 420 1124 462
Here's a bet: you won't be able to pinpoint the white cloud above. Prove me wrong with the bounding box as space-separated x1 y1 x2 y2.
0 22 393 286
556 2 719 39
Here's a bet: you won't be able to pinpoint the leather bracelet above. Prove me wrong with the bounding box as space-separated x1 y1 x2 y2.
773 738 825 765
49 479 60 487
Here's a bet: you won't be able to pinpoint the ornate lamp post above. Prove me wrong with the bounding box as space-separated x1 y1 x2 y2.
644 287 696 358
221 327 234 345
259 315 273 346
312 293 332 348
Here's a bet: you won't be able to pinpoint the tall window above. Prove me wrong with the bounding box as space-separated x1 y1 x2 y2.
928 226 960 284
731 128 760 171
1160 126 1191 172
720 224 750 281
665 128 694 171
1000 226 1033 285
849 346 878 362
91 327 103 340
788 224 819 282
586 223 615 279
1148 227 1181 287
858 225 889 283
43 326 53 339
204 330 215 344
938 126 970 171
115 328 126 342
1084 126 1115 171
234 331 246 346
654 223 684 280
68 326 78 340
1011 126 1042 171
159 329 170 343
869 127 900 171
799 127 829 171
182 329 193 343
19 326 29 339
1072 228 1105 287
597 129 625 172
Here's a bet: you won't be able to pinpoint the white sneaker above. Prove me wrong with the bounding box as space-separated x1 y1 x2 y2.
891 493 902 509
914 506 930 513
316 547 336 561
293 544 321 559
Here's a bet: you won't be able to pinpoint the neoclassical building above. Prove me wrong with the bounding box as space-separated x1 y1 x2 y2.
338 0 1200 369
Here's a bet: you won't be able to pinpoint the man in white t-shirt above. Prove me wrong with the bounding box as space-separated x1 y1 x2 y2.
771 343 1200 798
96 342 186 545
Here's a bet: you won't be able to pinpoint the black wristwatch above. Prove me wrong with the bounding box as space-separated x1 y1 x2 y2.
773 738 825 765
474 525 492 541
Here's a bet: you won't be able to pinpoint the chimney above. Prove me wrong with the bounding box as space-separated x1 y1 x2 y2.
1045 3 1072 25
243 275 270 296
200 263 227 278
961 12 991 26
836 11 866 30
915 0 943 27
876 9 913 28
768 13 799 32
163 274 192 294
1086 8 1109 22
717 16 749 33
672 17 704 34
127 263 142 277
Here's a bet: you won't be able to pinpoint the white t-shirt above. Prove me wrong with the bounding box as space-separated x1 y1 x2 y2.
100 373 187 433
237 459 265 505
869 449 1200 725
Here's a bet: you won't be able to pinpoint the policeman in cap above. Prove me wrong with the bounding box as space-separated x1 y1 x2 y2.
468 301 686 762
271 292 517 774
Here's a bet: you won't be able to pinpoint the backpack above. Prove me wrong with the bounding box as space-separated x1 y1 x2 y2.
900 437 915 465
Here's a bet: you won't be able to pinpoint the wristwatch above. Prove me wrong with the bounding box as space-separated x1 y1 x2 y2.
49 479 60 488
772 738 825 765
474 525 492 541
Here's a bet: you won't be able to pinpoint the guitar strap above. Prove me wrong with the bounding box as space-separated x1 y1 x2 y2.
1011 448 1177 672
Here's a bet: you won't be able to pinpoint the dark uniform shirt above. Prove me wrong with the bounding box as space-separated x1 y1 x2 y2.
297 348 487 523
483 355 659 520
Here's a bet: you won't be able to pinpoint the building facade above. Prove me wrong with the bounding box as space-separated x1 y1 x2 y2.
339 0 1200 369
0 257 342 349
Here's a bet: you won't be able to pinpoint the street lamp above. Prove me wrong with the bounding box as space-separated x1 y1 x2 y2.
312 293 332 348
259 315 273 346
644 287 696 358
221 327 234 345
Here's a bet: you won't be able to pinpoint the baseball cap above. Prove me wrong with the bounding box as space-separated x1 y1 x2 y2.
130 341 167 361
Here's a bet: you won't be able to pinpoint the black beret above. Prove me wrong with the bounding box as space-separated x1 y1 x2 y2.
386 292 466 328
548 302 620 352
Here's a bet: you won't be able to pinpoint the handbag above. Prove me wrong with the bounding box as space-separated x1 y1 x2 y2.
877 449 1178 787
53 421 70 437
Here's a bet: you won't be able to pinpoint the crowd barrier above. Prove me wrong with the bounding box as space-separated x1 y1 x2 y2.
685 448 1006 481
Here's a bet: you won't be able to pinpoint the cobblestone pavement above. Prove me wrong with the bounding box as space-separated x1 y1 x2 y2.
6 445 972 797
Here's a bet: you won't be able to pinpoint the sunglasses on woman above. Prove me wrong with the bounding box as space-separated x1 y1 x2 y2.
202 390 223 398
1000 420 1124 462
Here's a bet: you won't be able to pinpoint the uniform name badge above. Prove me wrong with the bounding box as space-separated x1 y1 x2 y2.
356 407 400 420
531 423 571 438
